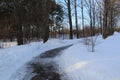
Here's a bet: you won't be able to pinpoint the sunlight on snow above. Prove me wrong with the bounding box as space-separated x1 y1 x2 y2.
64 61 87 73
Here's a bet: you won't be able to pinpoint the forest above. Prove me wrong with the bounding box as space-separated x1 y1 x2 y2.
1 0 120 80
0 0 120 45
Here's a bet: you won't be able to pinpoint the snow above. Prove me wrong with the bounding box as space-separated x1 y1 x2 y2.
59 32 120 80
0 32 120 80
0 42 17 48
0 39 80 80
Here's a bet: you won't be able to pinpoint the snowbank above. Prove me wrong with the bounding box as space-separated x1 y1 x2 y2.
0 42 17 48
59 32 120 80
0 39 80 80
0 32 120 80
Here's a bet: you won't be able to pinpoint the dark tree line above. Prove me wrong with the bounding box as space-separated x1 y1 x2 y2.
0 0 120 46
0 0 63 45
102 0 120 39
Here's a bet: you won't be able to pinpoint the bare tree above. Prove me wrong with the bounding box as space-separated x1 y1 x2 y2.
74 0 79 38
102 0 109 39
102 0 119 39
67 0 73 39
81 0 85 37
84 0 98 52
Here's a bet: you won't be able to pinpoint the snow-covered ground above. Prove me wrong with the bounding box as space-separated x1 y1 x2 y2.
0 39 80 80
0 42 17 48
59 32 120 80
0 32 120 80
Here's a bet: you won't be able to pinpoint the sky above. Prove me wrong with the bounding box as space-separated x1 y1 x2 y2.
56 0 90 29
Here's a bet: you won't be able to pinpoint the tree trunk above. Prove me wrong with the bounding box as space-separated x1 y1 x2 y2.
92 0 95 36
43 0 49 43
103 0 108 39
16 24 23 45
43 21 49 43
89 0 93 37
74 0 79 38
81 0 85 37
68 0 73 39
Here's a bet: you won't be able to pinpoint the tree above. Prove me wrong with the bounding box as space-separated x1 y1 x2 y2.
0 0 64 44
74 0 79 38
102 0 109 39
81 0 85 37
49 2 64 38
84 0 99 52
57 0 74 39
67 0 73 39
102 0 120 39
0 0 15 41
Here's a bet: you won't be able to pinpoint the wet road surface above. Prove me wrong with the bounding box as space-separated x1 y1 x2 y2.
20 45 72 80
